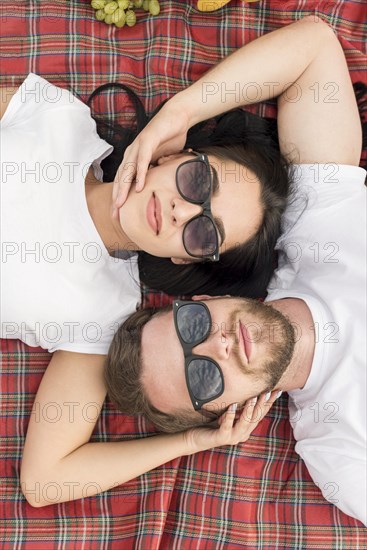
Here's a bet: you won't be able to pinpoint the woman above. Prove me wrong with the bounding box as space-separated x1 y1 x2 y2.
1 15 364 506
0 75 287 502
88 84 292 297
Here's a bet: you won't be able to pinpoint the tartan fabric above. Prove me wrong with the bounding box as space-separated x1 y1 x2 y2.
0 0 366 548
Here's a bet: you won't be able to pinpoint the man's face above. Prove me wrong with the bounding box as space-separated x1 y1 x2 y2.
141 297 295 416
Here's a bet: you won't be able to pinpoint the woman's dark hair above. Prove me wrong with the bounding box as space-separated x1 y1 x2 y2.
85 81 367 297
140 110 296 298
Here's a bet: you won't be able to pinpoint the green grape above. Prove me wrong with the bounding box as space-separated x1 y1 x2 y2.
112 7 124 23
91 0 106 9
148 0 160 15
104 1 118 14
93 0 159 28
115 13 126 27
125 9 136 26
95 8 106 20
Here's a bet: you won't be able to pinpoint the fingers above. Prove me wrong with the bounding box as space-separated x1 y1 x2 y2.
135 165 148 193
219 403 238 429
230 390 282 441
113 160 136 207
214 399 257 446
250 389 281 422
192 391 284 452
112 141 152 208
242 396 258 421
112 156 133 204
135 148 152 193
229 401 260 443
221 399 256 438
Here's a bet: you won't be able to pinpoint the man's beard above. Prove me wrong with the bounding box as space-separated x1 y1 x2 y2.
229 297 296 391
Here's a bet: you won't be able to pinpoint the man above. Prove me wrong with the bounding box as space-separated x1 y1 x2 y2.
105 16 366 525
106 157 366 525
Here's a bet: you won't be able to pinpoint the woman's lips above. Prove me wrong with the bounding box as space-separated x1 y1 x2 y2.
146 194 157 234
239 322 252 363
154 193 162 234
147 193 160 235
147 193 162 235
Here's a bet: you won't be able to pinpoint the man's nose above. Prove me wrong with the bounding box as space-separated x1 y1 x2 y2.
193 329 232 361
171 197 202 226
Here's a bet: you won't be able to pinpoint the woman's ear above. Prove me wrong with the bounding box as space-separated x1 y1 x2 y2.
192 294 231 301
192 294 213 301
157 153 183 166
170 257 193 265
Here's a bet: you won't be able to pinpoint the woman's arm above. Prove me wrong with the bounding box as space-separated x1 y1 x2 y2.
20 350 187 507
20 350 279 507
113 15 362 206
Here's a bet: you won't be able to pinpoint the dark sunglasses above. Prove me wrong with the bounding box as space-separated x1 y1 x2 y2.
173 299 225 418
176 151 220 262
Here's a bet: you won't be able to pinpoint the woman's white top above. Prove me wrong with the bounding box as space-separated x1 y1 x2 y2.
0 73 141 354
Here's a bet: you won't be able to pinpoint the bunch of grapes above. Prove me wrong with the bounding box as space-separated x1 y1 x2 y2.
91 0 160 28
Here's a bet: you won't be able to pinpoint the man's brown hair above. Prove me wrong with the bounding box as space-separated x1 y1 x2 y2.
105 306 211 433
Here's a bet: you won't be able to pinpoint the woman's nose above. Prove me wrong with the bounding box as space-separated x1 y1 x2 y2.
171 197 202 226
193 330 231 362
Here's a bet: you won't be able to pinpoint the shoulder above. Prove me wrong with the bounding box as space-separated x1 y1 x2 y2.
291 163 366 189
0 86 19 121
0 73 90 128
279 163 366 238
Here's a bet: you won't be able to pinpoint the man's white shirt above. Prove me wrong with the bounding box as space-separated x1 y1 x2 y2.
266 163 367 525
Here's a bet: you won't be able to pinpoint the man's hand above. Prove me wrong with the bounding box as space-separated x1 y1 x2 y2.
183 389 282 454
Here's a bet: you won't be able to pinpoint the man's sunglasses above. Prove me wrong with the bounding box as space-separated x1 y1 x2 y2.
173 299 225 418
175 151 220 262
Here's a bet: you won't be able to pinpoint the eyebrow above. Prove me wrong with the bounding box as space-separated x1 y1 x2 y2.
210 165 226 246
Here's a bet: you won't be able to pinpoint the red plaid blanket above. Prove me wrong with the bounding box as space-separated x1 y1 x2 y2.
1 1 366 547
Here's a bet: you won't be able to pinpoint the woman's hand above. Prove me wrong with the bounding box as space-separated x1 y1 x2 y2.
112 100 190 210
183 390 282 455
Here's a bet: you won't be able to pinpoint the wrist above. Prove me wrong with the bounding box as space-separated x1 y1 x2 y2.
165 91 198 131
177 429 201 457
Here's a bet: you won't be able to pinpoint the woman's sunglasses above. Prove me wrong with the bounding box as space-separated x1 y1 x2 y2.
176 151 220 262
173 299 225 418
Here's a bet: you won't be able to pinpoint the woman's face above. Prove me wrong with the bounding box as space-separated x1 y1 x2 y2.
118 152 263 263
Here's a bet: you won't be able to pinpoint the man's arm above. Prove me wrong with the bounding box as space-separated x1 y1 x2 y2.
172 15 361 165
276 19 362 165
